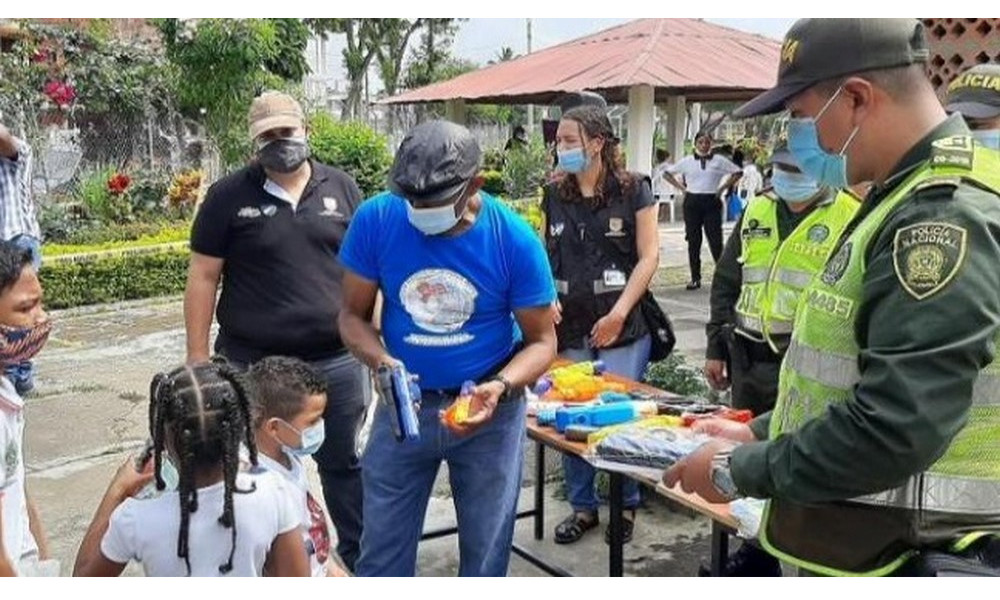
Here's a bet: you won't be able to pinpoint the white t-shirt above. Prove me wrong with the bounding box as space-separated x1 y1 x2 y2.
737 164 764 201
101 470 299 577
256 452 332 577
666 154 741 194
0 377 38 573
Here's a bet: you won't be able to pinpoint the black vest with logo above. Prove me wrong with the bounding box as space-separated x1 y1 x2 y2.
542 173 649 351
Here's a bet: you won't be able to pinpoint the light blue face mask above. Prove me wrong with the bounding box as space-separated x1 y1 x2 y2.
136 453 180 499
973 129 1000 151
787 86 861 189
557 147 588 173
281 419 326 457
158 455 180 491
405 186 471 236
771 168 821 204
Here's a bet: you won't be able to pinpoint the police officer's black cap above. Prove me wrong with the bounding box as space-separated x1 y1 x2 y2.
946 63 1000 120
559 91 608 114
769 145 799 169
734 19 930 118
389 120 482 205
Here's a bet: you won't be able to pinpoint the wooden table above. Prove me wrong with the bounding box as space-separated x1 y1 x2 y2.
419 364 740 577
523 417 738 577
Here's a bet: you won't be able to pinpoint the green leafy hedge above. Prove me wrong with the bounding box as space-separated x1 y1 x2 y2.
43 223 191 258
41 249 189 310
309 113 392 199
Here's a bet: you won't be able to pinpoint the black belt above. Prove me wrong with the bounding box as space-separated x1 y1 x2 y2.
738 337 783 363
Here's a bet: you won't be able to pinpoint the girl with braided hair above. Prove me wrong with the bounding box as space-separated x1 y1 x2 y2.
73 362 309 577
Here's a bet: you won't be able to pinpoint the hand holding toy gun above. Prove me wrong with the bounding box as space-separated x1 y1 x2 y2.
376 363 422 442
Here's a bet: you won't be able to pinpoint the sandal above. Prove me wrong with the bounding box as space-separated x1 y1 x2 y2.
604 510 636 545
554 510 599 545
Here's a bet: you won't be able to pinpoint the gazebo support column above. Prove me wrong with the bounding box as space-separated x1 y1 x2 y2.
626 84 655 175
444 99 468 125
664 94 687 165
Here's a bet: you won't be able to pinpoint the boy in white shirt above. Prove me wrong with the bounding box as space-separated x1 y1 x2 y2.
0 241 52 576
249 356 348 577
73 362 309 577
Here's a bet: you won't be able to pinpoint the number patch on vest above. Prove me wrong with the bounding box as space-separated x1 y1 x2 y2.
892 222 968 301
805 288 854 319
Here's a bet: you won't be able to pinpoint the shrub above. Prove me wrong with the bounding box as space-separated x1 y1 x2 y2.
644 353 710 397
501 136 550 200
480 169 505 197
504 198 542 232
308 113 392 198
482 147 506 172
41 248 189 310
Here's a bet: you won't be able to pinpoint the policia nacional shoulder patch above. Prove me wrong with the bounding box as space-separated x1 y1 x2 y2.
892 222 968 300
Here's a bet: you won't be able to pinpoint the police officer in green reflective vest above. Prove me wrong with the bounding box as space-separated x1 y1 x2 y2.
946 63 1000 153
701 146 858 575
666 18 1000 576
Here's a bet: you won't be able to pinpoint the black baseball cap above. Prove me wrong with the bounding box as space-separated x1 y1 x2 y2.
389 120 482 205
734 19 930 118
946 63 1000 120
770 145 799 170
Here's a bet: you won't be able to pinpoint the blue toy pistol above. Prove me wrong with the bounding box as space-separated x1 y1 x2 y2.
376 364 422 442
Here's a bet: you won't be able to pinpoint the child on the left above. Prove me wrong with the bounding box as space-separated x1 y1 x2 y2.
0 241 53 576
73 361 310 577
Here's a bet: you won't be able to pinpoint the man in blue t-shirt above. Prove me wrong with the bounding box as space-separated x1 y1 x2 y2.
339 120 557 577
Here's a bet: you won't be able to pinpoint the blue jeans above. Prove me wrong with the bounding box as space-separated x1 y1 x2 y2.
308 352 371 573
561 335 651 512
224 351 370 572
356 392 527 577
5 235 41 393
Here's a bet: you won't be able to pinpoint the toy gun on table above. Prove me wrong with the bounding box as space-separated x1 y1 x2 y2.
680 406 753 427
375 364 421 442
534 361 628 402
533 360 605 394
554 401 657 433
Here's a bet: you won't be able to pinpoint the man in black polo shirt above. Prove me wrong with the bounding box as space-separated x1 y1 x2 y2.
184 91 368 571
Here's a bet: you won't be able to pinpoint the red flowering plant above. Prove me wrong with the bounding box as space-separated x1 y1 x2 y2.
106 172 132 196
43 80 77 109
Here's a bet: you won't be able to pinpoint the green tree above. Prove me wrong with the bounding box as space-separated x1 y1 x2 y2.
155 18 312 167
403 19 462 90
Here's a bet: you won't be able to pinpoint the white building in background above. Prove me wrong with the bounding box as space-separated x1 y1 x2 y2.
303 35 348 116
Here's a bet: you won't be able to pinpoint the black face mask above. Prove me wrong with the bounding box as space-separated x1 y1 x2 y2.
257 138 310 173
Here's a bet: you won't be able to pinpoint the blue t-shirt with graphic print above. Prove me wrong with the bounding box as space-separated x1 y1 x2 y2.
339 192 555 390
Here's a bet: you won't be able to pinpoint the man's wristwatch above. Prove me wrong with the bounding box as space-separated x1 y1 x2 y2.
484 374 512 401
710 450 740 501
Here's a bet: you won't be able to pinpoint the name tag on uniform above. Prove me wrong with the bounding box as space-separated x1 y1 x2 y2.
603 269 627 287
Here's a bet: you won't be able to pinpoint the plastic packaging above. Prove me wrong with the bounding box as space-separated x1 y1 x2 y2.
584 424 709 478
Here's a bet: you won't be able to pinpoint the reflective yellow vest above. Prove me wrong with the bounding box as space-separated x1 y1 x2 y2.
735 191 859 353
760 136 1000 576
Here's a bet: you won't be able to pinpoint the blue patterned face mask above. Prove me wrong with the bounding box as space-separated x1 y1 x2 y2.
557 147 588 173
973 129 1000 151
0 320 51 366
787 86 860 189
